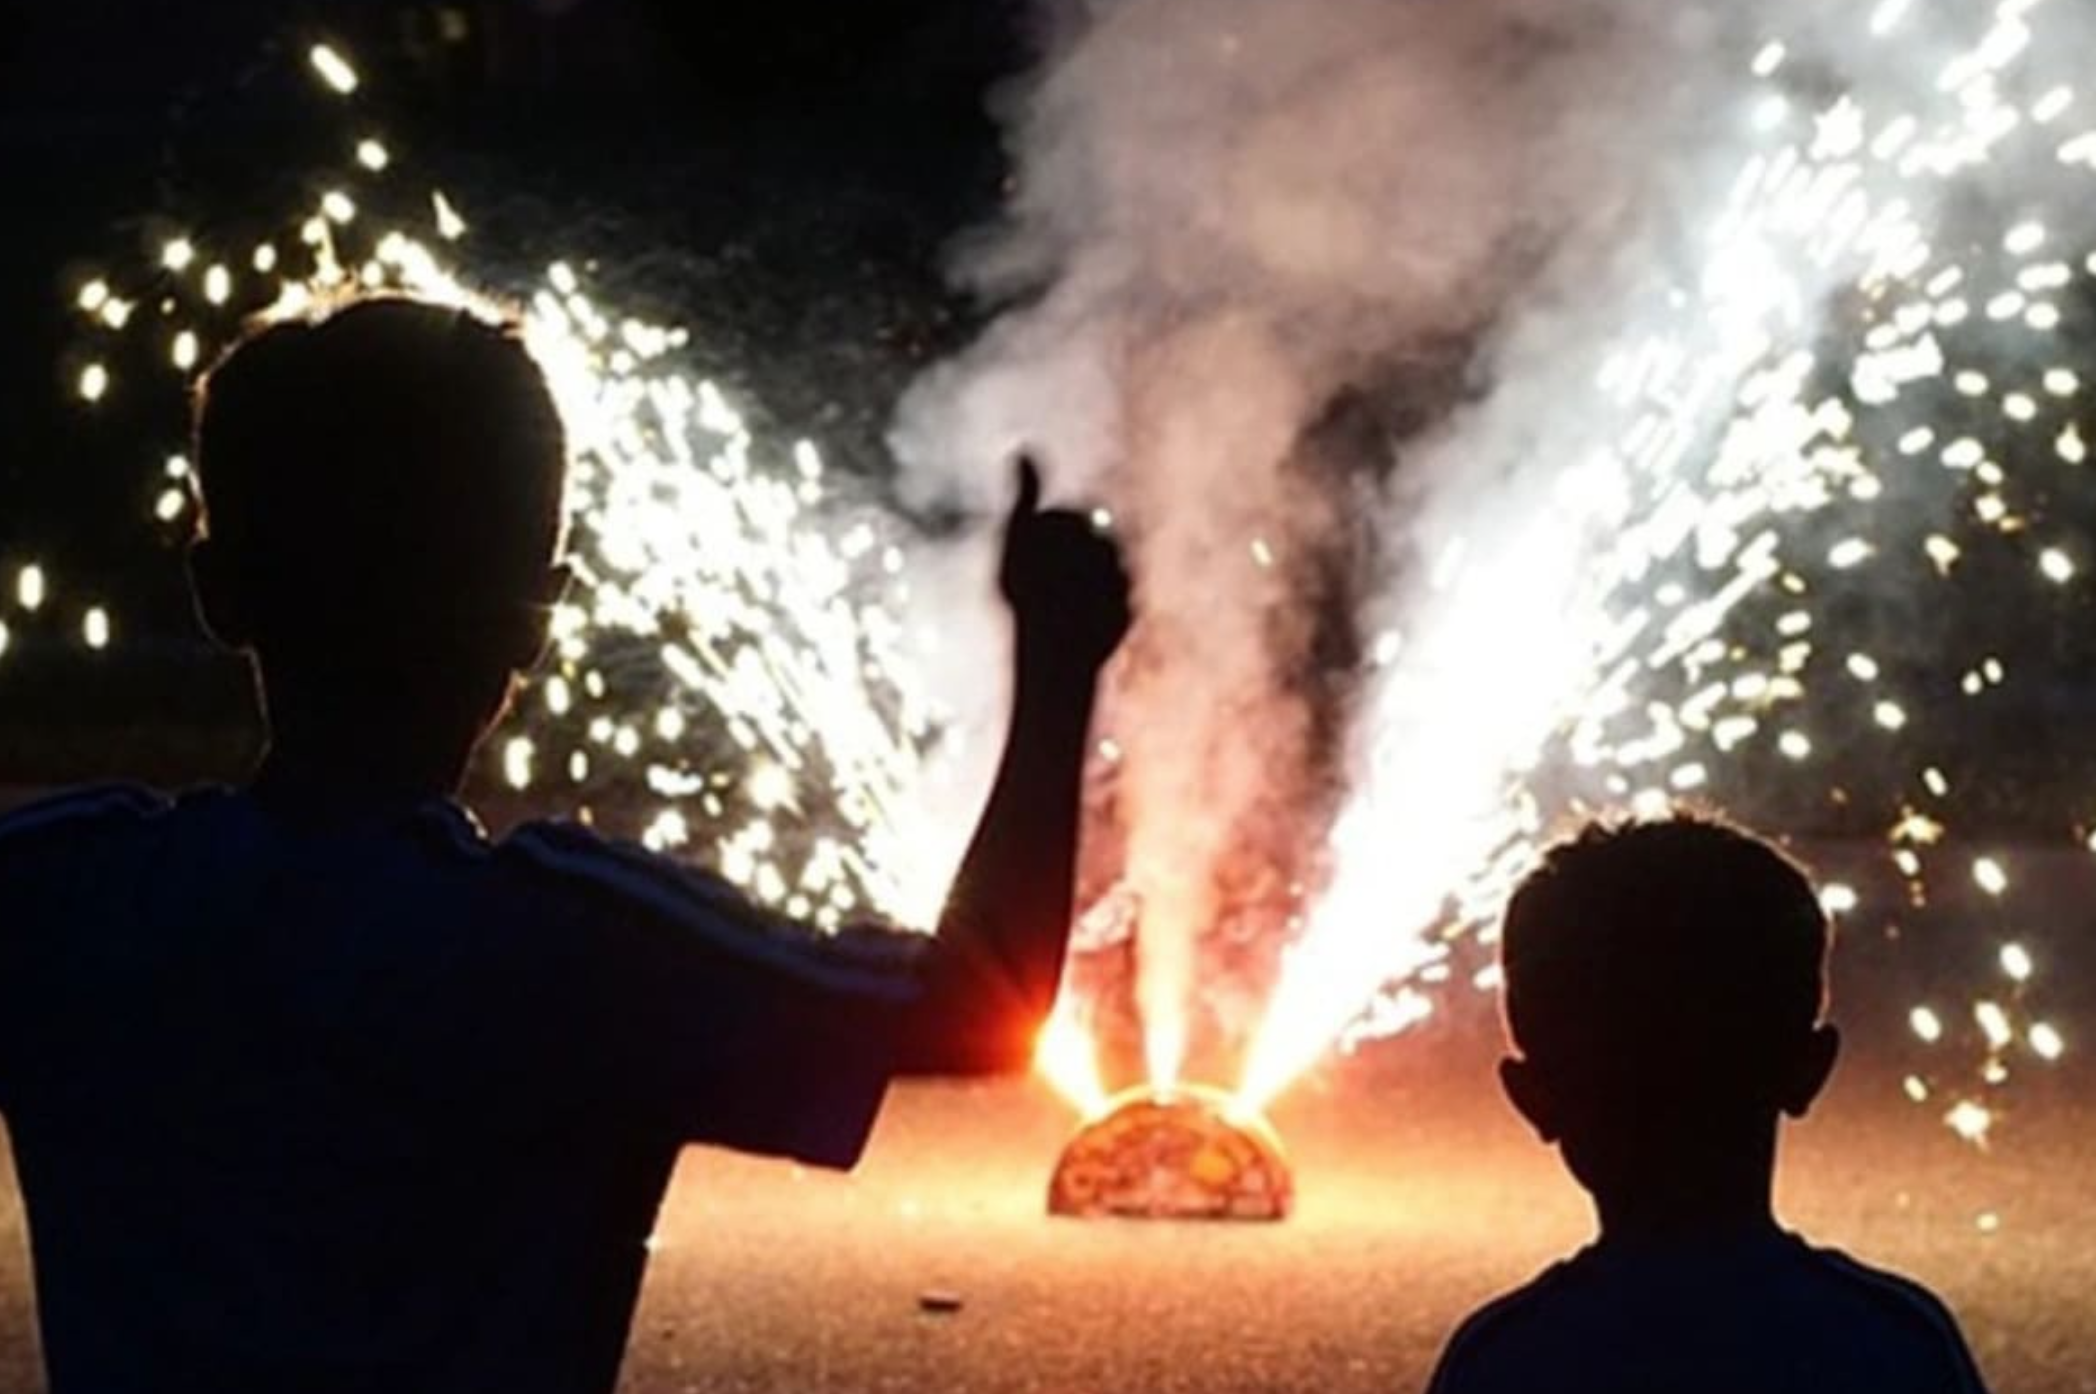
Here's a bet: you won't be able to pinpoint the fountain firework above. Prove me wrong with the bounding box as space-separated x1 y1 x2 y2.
21 3 2085 1191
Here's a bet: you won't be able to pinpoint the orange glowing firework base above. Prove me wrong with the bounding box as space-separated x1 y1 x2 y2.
1046 1084 1293 1221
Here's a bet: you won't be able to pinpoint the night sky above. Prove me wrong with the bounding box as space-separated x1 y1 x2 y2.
0 0 1028 779
2 0 2094 820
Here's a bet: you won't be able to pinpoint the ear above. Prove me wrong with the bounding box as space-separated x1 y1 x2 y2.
1776 1023 1841 1118
186 540 254 649
1499 1056 1560 1143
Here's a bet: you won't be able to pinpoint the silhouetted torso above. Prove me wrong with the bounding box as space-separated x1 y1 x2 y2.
1428 1225 1987 1394
0 786 909 1394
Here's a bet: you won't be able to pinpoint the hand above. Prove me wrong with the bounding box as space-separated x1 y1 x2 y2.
998 455 1132 675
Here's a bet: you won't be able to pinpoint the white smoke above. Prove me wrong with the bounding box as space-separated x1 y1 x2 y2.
888 0 2079 1088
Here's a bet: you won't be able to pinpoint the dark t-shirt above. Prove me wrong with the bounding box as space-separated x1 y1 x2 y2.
0 785 915 1394
1427 1226 1990 1394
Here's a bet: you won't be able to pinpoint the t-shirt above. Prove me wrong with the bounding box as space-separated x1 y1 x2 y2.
0 784 917 1394
1427 1225 1990 1394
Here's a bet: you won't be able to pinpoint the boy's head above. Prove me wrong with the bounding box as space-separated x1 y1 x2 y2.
189 296 569 776
1495 813 1840 1202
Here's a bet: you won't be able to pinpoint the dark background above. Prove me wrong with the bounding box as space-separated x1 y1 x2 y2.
4 0 2095 831
0 0 1031 782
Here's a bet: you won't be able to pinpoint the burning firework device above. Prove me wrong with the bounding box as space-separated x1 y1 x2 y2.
1047 1084 1293 1221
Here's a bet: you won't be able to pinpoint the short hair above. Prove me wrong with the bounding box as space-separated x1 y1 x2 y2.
193 296 567 643
1500 812 1829 1102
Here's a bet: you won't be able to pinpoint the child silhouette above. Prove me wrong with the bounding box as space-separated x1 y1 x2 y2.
0 297 1129 1393
1429 813 1990 1394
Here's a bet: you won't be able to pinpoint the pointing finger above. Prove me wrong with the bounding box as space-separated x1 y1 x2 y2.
1010 454 1043 522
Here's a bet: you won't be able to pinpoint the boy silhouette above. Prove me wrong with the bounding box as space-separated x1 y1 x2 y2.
0 297 1130 1393
1428 814 1990 1394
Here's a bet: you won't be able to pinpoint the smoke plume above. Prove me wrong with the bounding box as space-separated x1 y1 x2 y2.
889 0 2007 1085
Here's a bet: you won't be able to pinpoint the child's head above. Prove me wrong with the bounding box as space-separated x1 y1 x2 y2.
189 296 568 775
1495 813 1839 1206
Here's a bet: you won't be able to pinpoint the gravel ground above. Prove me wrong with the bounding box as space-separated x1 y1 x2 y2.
0 1020 2086 1394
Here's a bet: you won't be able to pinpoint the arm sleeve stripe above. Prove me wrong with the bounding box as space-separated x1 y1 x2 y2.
0 785 165 846
504 823 919 1003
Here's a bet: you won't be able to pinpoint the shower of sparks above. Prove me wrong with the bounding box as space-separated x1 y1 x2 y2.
1237 0 2086 1125
1036 1002 1112 1120
30 5 2088 1149
52 45 947 934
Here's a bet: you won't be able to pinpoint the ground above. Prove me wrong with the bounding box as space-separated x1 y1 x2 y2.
0 1014 2085 1393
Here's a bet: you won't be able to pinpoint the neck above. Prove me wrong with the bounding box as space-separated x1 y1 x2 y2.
252 733 470 809
252 703 479 808
1589 1116 1781 1246
246 658 498 806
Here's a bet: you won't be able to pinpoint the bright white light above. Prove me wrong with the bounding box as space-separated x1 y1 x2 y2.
309 43 359 95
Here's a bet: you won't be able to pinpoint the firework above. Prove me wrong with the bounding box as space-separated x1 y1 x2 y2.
51 41 948 933
28 0 2088 1176
1047 1084 1292 1222
1231 0 2088 1137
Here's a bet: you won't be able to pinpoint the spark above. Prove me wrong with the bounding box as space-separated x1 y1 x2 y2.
81 607 110 651
1035 1004 1110 1118
503 737 534 791
15 566 46 612
54 14 2096 1150
431 192 467 240
63 87 948 934
1828 538 1875 569
1945 1099 1991 1144
309 43 359 95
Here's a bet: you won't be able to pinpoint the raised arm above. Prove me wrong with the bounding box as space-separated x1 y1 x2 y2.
893 457 1130 1073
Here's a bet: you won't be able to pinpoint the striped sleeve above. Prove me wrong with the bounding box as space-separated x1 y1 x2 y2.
506 820 922 1166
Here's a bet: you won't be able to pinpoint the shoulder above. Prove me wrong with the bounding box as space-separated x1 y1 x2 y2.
1429 1260 1583 1394
0 784 171 863
499 818 920 996
1796 1241 1987 1382
503 819 775 923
